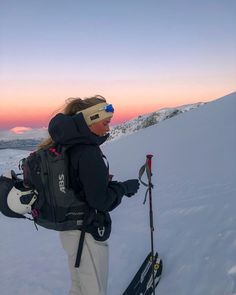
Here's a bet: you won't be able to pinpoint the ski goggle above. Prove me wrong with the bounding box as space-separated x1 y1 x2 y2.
99 104 114 113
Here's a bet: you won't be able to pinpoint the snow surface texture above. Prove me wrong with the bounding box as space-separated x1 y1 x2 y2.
0 92 236 295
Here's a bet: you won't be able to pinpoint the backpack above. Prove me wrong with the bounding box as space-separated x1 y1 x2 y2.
0 145 110 267
0 146 88 231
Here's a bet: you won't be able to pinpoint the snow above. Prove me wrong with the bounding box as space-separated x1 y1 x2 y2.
0 92 236 295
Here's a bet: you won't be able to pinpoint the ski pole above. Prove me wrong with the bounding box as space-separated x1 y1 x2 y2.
146 155 155 295
139 154 156 295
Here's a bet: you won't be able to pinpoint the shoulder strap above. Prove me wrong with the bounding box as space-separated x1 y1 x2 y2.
74 229 86 268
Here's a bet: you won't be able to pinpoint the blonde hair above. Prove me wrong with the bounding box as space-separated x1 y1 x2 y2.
38 95 107 149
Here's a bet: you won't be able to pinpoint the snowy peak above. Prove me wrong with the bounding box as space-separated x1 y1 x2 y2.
109 102 205 141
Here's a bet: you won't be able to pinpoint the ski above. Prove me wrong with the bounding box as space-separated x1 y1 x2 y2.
122 252 162 295
139 257 163 295
133 252 158 295
122 252 153 295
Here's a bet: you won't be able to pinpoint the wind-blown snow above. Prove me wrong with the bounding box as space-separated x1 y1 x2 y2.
0 92 236 295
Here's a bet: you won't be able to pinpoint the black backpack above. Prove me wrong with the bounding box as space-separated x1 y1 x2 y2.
20 145 89 231
0 146 88 231
0 145 110 267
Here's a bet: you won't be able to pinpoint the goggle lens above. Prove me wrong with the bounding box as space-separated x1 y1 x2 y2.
104 104 114 113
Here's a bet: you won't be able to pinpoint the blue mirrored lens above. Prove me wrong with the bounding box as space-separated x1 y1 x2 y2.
105 104 114 113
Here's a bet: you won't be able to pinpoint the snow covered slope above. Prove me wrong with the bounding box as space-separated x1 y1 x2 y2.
0 92 235 295
109 102 205 141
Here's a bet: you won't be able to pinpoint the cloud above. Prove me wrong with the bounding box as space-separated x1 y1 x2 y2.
10 127 33 134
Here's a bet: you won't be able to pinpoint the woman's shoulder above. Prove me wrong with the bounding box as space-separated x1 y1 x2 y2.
69 144 101 160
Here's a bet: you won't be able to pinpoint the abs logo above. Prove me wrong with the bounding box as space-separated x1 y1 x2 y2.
58 174 66 193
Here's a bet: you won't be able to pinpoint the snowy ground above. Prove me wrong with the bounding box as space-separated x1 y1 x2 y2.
0 92 236 295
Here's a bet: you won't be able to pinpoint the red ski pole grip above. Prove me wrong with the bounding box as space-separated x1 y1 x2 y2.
146 154 153 173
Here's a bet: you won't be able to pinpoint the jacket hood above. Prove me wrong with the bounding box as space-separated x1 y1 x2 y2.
48 113 109 146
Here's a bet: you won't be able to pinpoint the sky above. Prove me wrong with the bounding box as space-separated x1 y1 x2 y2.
0 0 235 131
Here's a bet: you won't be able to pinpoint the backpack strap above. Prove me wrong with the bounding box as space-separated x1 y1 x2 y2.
74 228 86 268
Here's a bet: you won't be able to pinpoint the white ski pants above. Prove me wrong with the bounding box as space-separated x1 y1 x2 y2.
60 230 109 295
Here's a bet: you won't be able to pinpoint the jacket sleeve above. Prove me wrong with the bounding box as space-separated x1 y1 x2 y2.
78 146 125 212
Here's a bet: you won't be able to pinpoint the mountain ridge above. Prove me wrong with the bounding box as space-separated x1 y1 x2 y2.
109 102 205 141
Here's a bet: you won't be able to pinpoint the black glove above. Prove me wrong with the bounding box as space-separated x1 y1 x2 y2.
120 179 140 197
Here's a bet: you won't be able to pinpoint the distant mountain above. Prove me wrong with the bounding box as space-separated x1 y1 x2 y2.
0 128 48 141
0 102 205 150
0 139 42 151
0 127 47 150
108 102 205 141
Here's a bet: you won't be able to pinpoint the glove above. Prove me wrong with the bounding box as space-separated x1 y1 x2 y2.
120 179 140 197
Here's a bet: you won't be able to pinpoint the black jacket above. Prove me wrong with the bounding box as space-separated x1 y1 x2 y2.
48 113 126 239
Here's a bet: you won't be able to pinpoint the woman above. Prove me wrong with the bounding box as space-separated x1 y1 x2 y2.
40 95 140 295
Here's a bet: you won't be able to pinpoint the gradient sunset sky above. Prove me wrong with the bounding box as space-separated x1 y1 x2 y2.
0 0 235 132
